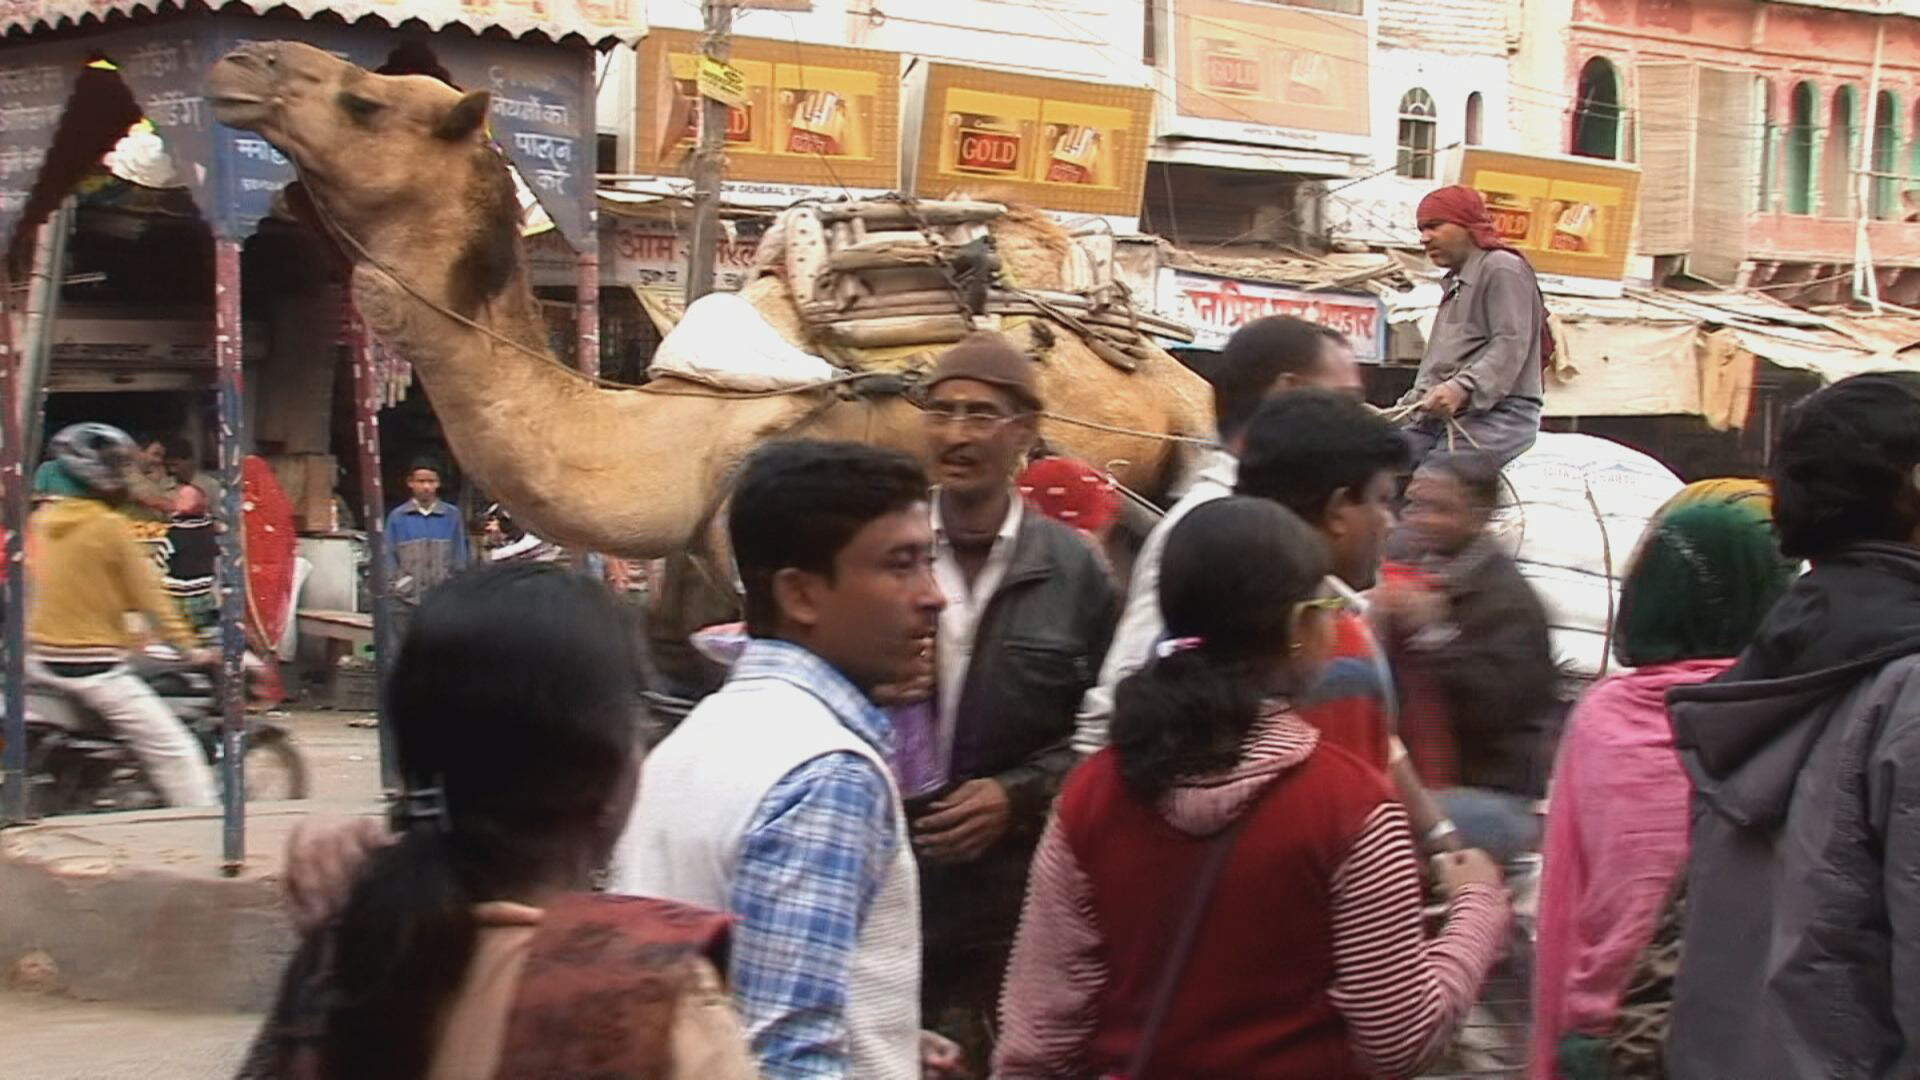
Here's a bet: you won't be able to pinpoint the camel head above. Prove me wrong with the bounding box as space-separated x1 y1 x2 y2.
208 42 521 312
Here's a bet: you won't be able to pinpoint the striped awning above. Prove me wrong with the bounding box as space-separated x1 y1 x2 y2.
0 0 644 48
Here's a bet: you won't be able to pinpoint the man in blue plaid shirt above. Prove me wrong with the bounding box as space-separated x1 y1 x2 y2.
612 441 961 1080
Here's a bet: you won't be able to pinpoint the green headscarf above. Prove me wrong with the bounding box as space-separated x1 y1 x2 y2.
1615 478 1799 667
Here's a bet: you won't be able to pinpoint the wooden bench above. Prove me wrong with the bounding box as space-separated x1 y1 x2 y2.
295 609 373 649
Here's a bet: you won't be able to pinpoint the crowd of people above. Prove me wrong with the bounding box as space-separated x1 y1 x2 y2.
24 185 1920 1078
209 278 1920 1079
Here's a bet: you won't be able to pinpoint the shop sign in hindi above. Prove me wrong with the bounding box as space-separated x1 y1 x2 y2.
633 30 900 191
1161 269 1386 360
911 62 1152 217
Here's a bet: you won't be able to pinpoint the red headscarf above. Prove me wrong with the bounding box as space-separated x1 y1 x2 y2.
1416 185 1511 253
1415 184 1556 367
1017 457 1121 537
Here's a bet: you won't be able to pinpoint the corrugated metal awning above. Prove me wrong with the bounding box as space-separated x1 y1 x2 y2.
0 0 644 47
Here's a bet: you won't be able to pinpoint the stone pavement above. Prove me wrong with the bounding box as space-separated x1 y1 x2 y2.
0 992 258 1079
1 712 384 1013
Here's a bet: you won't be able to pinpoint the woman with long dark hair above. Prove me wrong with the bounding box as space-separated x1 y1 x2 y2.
237 562 752 1079
996 497 1511 1079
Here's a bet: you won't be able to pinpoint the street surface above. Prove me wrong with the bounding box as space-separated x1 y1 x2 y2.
4 709 377 1078
0 992 260 1079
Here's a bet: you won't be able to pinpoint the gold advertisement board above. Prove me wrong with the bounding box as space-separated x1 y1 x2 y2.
633 29 901 191
1169 0 1370 141
1456 149 1641 285
914 63 1153 217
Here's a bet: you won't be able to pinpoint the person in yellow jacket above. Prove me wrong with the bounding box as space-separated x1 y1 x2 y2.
27 423 217 806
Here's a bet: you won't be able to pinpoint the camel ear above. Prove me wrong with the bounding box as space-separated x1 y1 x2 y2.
435 91 491 141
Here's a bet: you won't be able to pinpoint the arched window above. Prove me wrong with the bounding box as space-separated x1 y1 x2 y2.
1756 78 1775 213
1465 91 1484 146
1572 57 1622 159
1874 90 1900 219
1397 88 1437 179
1824 85 1858 217
1787 81 1816 215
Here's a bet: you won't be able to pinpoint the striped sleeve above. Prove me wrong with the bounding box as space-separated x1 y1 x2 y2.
993 811 1109 1078
1327 801 1511 1078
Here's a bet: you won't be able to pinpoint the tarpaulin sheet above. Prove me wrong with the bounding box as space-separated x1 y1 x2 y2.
1544 315 1700 418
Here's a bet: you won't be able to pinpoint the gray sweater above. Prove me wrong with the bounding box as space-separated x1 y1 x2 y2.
1403 248 1545 413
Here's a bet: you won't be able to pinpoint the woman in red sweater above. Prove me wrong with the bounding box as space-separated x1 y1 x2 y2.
995 496 1512 1079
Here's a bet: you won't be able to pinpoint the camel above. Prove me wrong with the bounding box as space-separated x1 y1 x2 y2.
205 42 1215 559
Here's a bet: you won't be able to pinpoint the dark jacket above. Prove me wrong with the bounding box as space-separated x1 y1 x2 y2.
920 509 1117 958
948 512 1118 821
1666 543 1920 1080
1423 539 1561 797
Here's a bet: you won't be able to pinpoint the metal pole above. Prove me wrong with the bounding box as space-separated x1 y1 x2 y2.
685 0 733 305
1855 18 1887 312
578 48 602 378
347 305 397 790
17 198 73 462
1 270 27 825
213 237 247 873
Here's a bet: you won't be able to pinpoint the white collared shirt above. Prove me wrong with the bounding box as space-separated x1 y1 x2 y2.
930 489 1024 758
1074 449 1237 753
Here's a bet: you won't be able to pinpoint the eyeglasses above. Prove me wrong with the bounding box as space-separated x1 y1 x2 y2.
921 403 1028 434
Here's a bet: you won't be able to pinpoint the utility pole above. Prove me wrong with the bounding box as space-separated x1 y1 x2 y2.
686 0 734 305
1854 15 1886 313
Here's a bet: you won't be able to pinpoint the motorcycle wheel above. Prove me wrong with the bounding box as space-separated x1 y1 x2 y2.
238 732 310 802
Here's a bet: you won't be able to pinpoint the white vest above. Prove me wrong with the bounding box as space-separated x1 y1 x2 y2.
612 677 921 1080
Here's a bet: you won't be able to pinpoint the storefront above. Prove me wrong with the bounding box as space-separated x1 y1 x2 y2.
0 3 631 848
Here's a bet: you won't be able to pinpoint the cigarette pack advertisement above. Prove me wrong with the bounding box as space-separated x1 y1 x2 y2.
634 30 900 191
1451 148 1641 290
913 63 1150 217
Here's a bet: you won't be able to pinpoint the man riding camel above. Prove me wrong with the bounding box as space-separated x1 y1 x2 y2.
1398 185 1553 469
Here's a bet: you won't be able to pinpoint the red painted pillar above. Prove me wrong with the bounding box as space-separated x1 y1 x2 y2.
213 237 247 872
347 303 397 789
577 247 600 378
0 273 25 824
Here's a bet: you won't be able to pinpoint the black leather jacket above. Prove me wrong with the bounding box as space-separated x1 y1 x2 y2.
946 511 1118 824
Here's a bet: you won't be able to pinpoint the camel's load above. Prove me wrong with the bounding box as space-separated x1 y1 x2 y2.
648 197 1196 393
1489 432 1684 684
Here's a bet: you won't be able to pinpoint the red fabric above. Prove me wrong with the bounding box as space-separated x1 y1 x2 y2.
1017 457 1121 536
1416 185 1514 254
1415 184 1556 367
1381 563 1460 788
496 893 733 1077
1060 745 1389 1079
1298 611 1393 772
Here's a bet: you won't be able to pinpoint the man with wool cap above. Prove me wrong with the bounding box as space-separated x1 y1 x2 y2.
906 330 1119 1068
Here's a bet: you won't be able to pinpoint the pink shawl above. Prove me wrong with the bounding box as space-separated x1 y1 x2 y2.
1528 658 1734 1079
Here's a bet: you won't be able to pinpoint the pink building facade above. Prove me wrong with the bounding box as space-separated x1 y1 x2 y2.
1565 0 1920 302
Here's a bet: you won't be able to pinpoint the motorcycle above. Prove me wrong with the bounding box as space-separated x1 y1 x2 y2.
22 649 310 817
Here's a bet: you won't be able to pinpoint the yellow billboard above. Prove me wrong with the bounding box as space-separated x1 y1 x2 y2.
634 30 901 191
1456 149 1642 285
913 63 1153 217
1166 0 1371 147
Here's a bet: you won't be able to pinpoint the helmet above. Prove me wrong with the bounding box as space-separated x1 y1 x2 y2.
47 423 138 495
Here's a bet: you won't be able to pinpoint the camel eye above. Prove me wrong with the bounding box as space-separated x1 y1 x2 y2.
337 91 385 122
